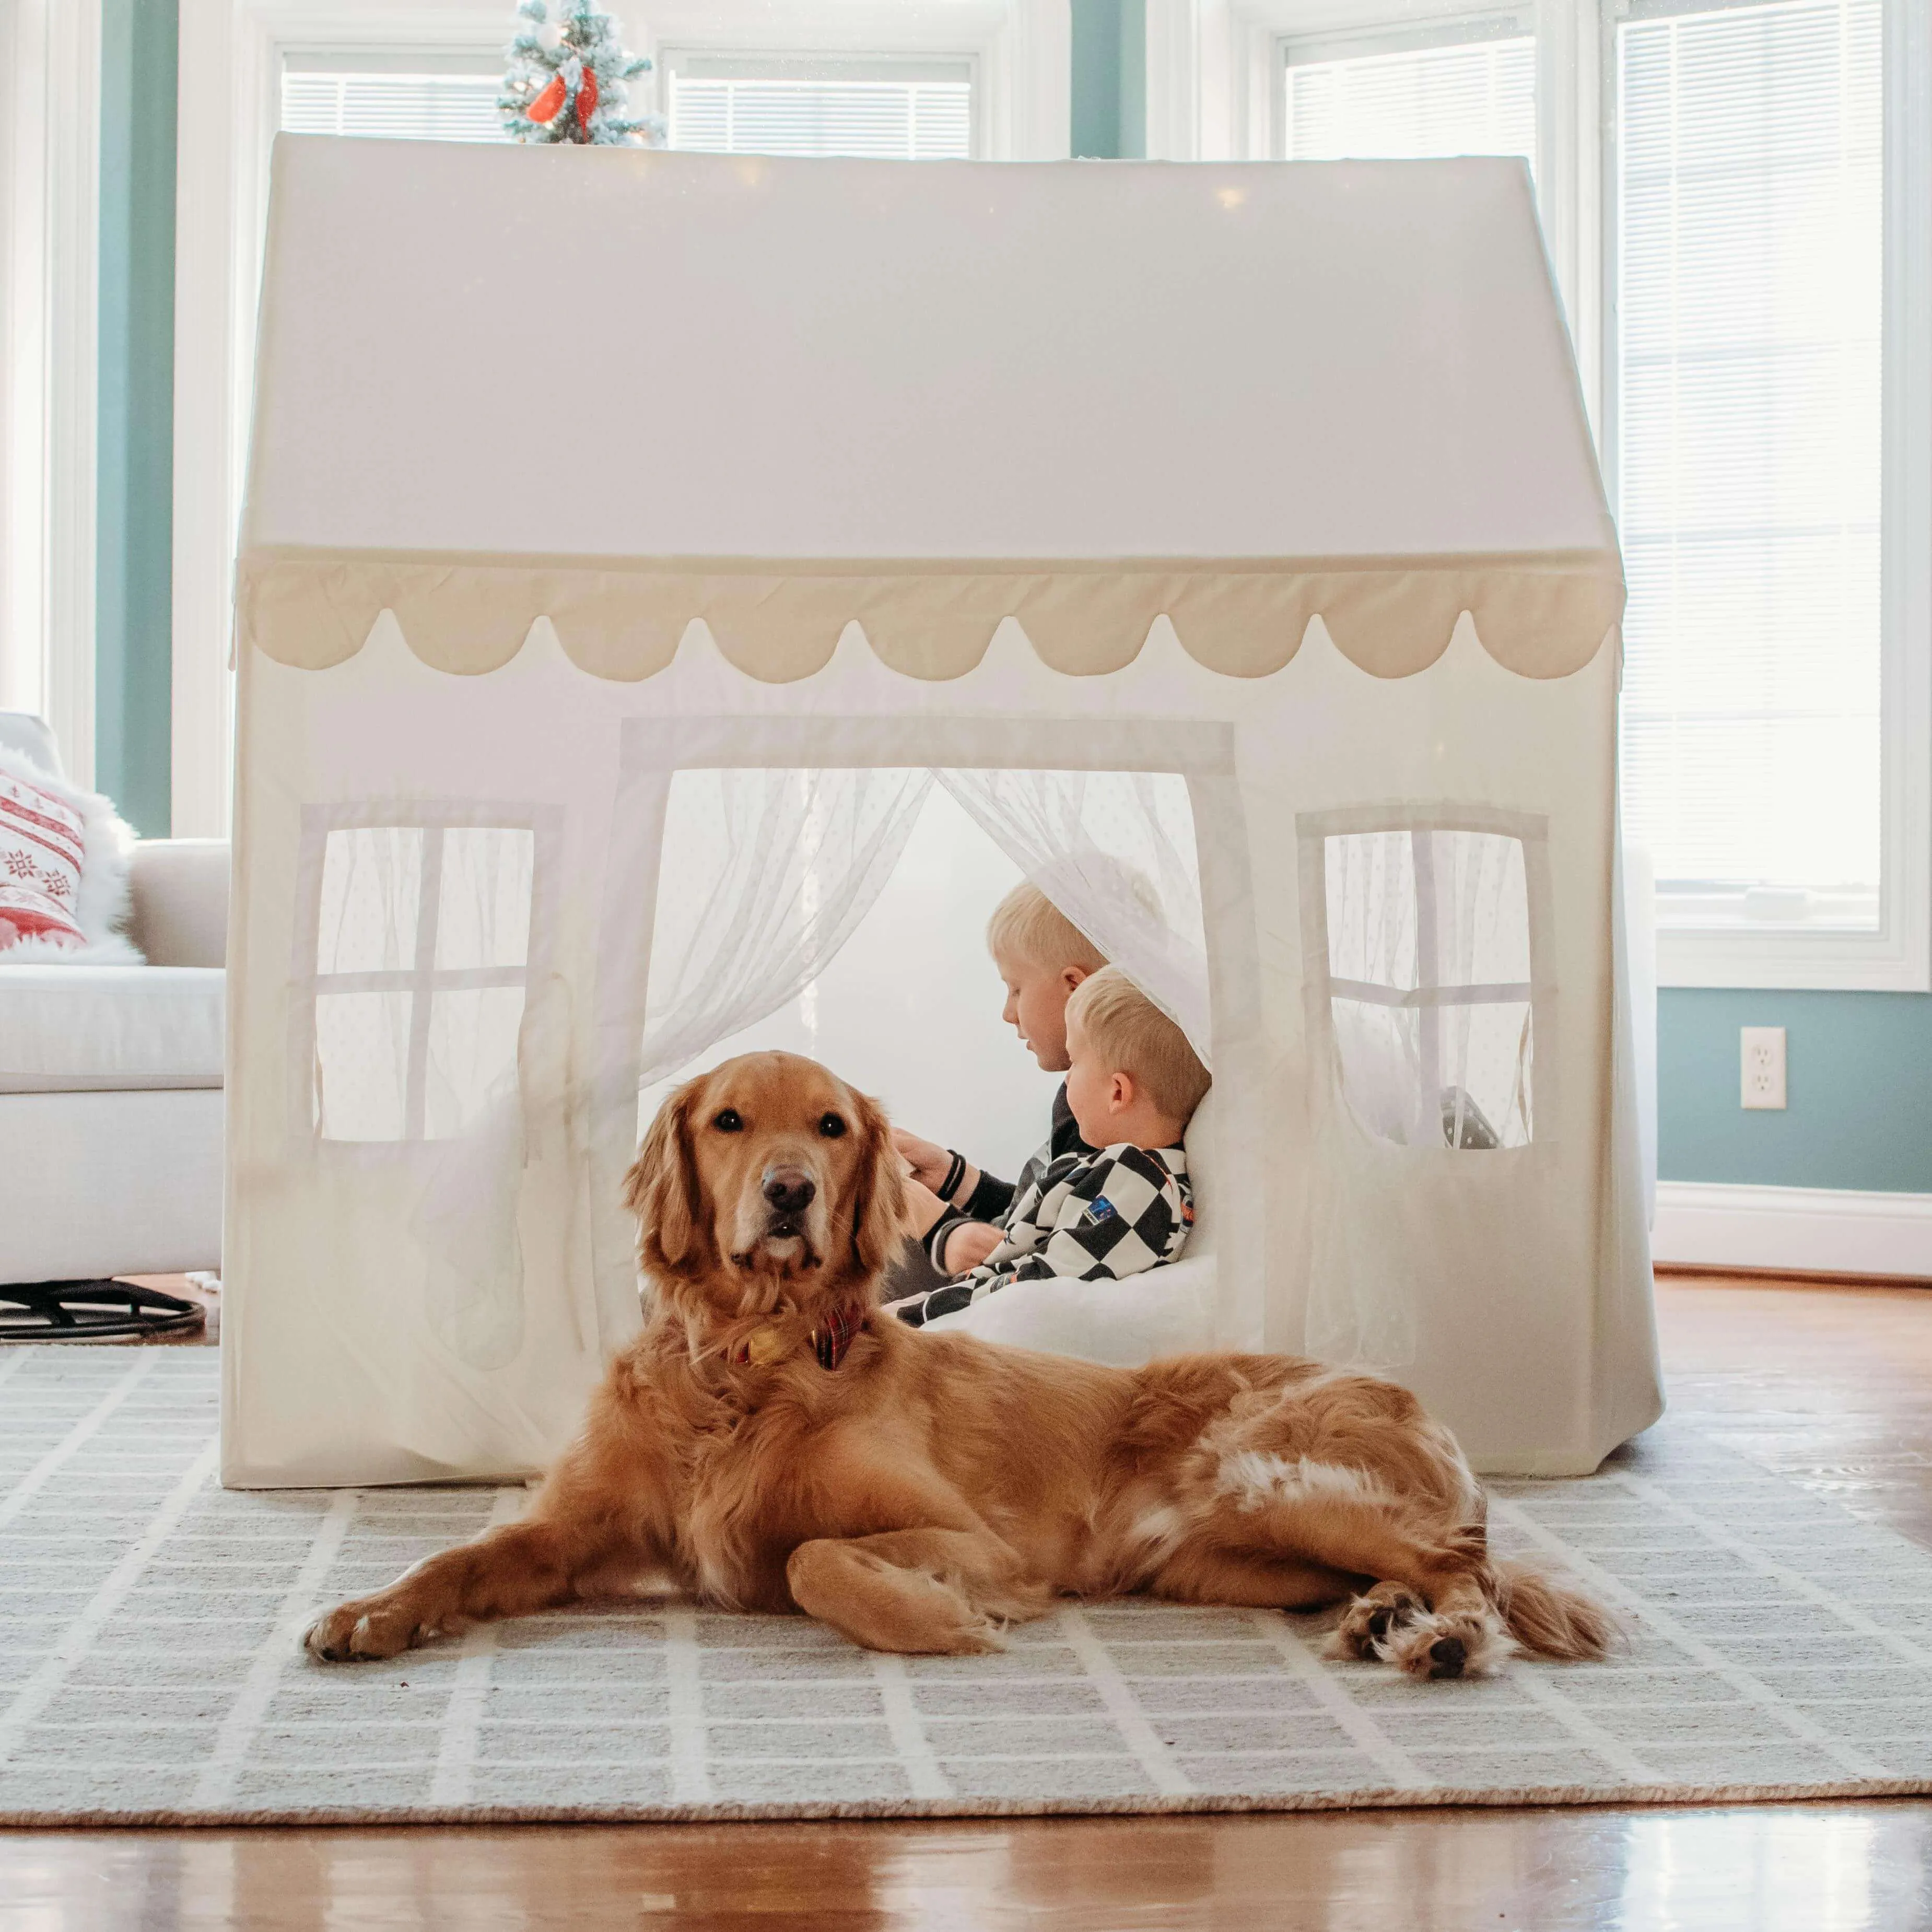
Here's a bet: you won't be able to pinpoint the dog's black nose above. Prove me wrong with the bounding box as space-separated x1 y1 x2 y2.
763 1167 816 1217
1427 1636 1467 1679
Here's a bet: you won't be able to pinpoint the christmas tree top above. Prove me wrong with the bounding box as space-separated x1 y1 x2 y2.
499 0 664 146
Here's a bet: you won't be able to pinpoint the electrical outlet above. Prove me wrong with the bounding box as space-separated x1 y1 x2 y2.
1741 1026 1787 1110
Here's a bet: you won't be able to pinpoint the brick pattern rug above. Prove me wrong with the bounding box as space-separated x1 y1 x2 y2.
8 1349 1932 1824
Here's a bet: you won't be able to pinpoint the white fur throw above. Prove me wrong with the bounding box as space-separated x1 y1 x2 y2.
0 744 142 965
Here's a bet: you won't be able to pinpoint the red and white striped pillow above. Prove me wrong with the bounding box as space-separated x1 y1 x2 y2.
0 765 89 950
0 747 140 964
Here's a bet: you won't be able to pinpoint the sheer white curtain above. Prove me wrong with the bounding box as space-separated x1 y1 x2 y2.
934 770 1211 1063
1323 828 1534 1151
639 767 934 1087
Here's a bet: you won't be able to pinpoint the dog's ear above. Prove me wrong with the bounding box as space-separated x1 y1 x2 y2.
626 1078 706 1275
847 1088 909 1280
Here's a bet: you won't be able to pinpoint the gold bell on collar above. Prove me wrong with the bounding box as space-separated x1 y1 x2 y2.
732 1325 789 1368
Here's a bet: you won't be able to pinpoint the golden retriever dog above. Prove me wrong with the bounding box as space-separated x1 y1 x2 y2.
307 1052 1611 1680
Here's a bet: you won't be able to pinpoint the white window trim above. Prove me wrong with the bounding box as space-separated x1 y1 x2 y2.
1 0 100 787
1179 0 1928 991
170 2 1070 840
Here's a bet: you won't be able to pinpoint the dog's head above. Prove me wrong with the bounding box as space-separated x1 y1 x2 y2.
624 1051 907 1311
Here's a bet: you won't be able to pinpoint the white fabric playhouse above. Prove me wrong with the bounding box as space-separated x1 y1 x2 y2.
222 136 1662 1489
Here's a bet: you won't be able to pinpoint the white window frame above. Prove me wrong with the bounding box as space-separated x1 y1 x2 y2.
1600 0 1931 991
658 49 985 160
1 0 101 785
1272 10 1538 164
169 1 1070 841
1179 0 1929 990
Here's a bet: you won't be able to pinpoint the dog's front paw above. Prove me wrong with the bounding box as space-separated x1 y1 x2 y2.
303 1596 426 1663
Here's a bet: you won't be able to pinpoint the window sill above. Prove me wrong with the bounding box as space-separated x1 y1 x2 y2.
1658 924 1930 993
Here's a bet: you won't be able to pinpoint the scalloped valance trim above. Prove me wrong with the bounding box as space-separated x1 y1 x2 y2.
235 545 1626 683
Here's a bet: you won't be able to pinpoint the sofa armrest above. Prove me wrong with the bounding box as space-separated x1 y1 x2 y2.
128 840 229 968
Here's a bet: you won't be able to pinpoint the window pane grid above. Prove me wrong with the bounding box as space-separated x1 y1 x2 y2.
309 824 535 1143
1322 829 1536 1150
280 72 511 143
668 76 972 158
1616 0 1882 911
1283 35 1536 165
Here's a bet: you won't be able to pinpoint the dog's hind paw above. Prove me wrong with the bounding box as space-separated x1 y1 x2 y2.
1325 1581 1426 1661
1382 1606 1514 1681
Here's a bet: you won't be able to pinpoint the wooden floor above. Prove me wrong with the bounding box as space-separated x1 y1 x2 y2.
8 1272 1932 1930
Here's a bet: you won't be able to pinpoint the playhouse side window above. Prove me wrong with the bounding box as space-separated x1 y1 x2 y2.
307 823 535 1143
1317 826 1537 1151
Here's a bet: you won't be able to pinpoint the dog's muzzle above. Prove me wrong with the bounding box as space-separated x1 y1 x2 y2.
761 1165 816 1239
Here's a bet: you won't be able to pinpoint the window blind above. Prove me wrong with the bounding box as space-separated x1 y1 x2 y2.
280 71 510 143
1283 34 1535 164
1617 0 1882 918
667 75 971 159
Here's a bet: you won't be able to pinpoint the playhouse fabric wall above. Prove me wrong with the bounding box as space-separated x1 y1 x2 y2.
222 612 1660 1487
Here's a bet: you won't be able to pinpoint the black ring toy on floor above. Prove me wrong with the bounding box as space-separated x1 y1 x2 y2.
0 1280 205 1343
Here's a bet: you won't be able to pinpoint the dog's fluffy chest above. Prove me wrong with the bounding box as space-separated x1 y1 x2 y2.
662 1360 867 1611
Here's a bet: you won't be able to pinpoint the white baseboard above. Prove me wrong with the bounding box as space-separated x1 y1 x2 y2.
1653 1181 1932 1281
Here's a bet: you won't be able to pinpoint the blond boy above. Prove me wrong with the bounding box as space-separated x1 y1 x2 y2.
888 964 1210 1329
893 882 1108 1279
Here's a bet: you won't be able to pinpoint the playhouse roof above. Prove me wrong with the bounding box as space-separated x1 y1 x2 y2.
240 138 1621 683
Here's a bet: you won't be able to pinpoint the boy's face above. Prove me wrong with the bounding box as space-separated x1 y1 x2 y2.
996 950 1089 1072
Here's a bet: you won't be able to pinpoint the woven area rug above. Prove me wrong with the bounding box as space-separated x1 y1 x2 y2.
9 1349 1932 1825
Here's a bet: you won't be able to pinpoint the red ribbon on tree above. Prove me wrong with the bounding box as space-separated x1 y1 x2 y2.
528 72 566 124
576 66 599 128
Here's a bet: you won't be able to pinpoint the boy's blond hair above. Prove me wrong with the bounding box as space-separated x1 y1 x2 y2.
986 882 1107 974
1065 966 1211 1124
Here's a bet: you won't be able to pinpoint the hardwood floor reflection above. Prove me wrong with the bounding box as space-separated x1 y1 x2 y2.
4 1805 1926 1930
6 1273 1932 1931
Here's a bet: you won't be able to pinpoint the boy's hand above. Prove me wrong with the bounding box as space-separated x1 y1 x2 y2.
942 1222 1004 1274
892 1128 951 1195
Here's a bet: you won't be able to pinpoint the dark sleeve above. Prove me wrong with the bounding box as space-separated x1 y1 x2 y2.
888 1278 982 1329
962 1170 1015 1222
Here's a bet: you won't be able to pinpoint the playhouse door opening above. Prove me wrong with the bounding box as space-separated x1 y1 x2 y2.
636 769 1208 1188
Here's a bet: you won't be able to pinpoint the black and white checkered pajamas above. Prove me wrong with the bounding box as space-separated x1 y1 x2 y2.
889 1142 1193 1329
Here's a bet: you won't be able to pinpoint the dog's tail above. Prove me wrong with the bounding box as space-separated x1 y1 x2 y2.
1489 1559 1619 1661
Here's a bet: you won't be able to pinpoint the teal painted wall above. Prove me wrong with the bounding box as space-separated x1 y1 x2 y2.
1657 989 1932 1194
95 0 178 837
1071 0 1145 159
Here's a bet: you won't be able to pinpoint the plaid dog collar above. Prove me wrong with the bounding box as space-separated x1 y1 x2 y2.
813 1302 867 1372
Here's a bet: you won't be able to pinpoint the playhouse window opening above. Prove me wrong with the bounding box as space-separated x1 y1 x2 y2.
1323 827 1535 1151
637 769 1209 1182
310 824 535 1143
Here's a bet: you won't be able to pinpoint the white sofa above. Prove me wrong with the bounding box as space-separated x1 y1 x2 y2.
0 712 227 1284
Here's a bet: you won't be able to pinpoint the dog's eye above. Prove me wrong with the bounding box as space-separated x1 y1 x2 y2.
818 1113 847 1139
712 1109 744 1133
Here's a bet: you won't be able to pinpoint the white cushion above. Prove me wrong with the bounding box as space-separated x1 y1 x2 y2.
926 1254 1220 1366
926 1087 1221 1365
129 840 229 969
0 1090 223 1280
0 965 225 1092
